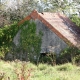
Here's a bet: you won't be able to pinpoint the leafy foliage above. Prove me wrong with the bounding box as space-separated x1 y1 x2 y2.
0 60 80 80
39 52 56 65
0 20 42 61
56 63 75 71
0 22 20 58
70 15 80 28
57 47 80 64
20 21 42 62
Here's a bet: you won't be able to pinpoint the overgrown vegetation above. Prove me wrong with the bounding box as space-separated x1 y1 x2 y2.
0 20 42 63
0 22 20 58
0 19 80 65
39 52 56 65
0 60 80 80
57 47 80 65
20 20 43 62
37 46 80 65
70 14 80 28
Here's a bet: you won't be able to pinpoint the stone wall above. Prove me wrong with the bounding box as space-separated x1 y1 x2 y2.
35 19 68 54
13 19 68 55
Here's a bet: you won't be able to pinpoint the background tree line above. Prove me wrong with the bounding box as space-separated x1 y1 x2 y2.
0 0 80 27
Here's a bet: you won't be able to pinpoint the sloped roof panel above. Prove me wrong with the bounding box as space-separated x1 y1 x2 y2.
38 12 80 48
19 10 80 49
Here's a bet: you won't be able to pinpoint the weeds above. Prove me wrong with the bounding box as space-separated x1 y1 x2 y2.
0 60 80 80
14 61 32 80
55 63 76 71
0 72 4 80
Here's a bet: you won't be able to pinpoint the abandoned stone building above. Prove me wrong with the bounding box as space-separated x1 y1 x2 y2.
15 10 80 54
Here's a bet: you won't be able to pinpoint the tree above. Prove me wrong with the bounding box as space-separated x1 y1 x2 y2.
0 0 39 24
73 0 80 3
0 0 79 25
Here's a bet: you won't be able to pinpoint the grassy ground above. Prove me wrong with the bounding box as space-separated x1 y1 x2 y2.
0 60 80 80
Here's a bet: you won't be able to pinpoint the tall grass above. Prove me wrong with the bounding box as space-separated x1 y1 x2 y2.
0 60 80 80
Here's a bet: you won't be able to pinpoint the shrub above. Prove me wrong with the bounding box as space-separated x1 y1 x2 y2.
20 21 42 62
0 20 43 62
57 47 80 64
0 22 19 58
56 63 75 71
39 52 56 65
38 63 48 70
70 14 80 28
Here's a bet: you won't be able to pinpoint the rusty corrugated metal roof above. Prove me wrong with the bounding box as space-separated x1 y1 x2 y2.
19 10 80 49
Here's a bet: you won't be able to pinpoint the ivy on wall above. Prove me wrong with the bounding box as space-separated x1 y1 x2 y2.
0 20 43 62
20 21 43 62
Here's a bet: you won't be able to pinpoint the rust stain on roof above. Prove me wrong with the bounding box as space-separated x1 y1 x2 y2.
18 10 80 49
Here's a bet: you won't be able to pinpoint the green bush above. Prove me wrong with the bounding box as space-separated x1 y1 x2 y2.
20 21 42 62
57 47 80 64
39 53 56 65
0 22 19 58
70 14 80 28
0 20 43 62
